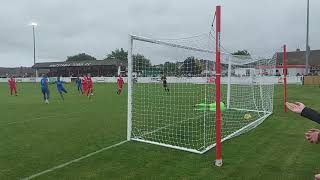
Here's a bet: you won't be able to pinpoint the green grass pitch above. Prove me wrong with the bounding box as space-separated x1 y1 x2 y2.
0 83 320 179
131 83 265 153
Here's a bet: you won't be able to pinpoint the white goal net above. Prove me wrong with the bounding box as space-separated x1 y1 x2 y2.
127 34 275 154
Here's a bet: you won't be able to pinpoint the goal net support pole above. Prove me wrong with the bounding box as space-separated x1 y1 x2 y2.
215 5 222 167
283 44 287 112
226 56 232 109
127 35 133 140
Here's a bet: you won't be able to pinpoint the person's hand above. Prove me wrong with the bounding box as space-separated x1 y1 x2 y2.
305 129 320 144
286 102 305 113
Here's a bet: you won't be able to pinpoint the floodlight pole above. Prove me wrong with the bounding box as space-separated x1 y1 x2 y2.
32 24 38 78
305 0 310 75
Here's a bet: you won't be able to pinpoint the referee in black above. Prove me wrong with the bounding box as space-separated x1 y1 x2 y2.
161 74 169 93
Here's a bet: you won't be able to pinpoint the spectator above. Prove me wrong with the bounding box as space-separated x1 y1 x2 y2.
286 102 320 180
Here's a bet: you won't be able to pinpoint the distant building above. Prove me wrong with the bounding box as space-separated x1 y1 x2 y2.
234 68 256 77
275 48 320 76
0 67 35 78
33 59 127 77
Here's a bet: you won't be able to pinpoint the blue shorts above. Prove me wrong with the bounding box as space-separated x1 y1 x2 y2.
41 87 49 94
58 87 67 93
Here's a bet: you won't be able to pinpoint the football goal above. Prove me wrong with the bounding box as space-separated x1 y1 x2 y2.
127 5 275 166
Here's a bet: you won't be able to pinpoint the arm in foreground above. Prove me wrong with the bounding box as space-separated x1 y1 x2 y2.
286 102 320 124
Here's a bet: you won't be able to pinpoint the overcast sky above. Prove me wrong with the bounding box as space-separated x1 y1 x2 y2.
0 0 319 67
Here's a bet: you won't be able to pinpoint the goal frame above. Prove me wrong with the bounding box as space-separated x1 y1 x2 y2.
127 5 274 165
127 34 273 154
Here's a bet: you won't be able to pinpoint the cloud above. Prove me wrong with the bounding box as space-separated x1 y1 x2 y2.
0 0 319 67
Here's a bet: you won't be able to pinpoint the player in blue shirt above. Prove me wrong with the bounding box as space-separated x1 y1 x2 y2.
75 77 82 94
55 77 68 100
40 75 50 104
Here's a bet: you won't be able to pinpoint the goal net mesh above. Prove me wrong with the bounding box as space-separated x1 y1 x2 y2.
129 35 275 154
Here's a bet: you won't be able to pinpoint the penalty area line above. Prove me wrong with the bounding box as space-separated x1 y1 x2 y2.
1 112 84 127
2 115 63 126
22 140 128 180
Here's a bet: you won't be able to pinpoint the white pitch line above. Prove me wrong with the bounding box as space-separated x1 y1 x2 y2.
3 115 60 126
1 112 81 126
2 105 95 127
22 140 128 180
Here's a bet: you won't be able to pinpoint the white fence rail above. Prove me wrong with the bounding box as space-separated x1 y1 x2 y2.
0 76 302 84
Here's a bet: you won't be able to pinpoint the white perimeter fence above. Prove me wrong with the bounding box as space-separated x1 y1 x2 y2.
0 76 302 85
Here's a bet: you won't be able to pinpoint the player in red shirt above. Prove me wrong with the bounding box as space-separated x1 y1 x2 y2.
117 75 124 95
81 75 88 95
8 76 17 96
86 74 94 98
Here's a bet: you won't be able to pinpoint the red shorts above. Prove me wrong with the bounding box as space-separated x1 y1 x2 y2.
10 86 17 92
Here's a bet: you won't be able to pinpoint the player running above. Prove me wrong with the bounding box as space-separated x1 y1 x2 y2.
161 74 169 92
117 75 124 95
40 75 50 104
55 77 68 100
8 76 17 96
81 75 88 95
75 76 83 94
86 74 94 99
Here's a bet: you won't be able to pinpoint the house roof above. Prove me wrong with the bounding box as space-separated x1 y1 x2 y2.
276 49 320 65
33 59 127 69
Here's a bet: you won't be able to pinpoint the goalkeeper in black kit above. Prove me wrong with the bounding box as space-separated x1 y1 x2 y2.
161 74 169 92
286 102 320 180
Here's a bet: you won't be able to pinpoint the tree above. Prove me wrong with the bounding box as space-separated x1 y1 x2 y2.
163 61 179 76
66 53 96 62
133 54 151 71
232 50 250 56
105 48 128 62
180 56 203 76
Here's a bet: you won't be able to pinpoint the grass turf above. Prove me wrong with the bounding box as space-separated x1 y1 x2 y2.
0 83 320 179
131 83 268 153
